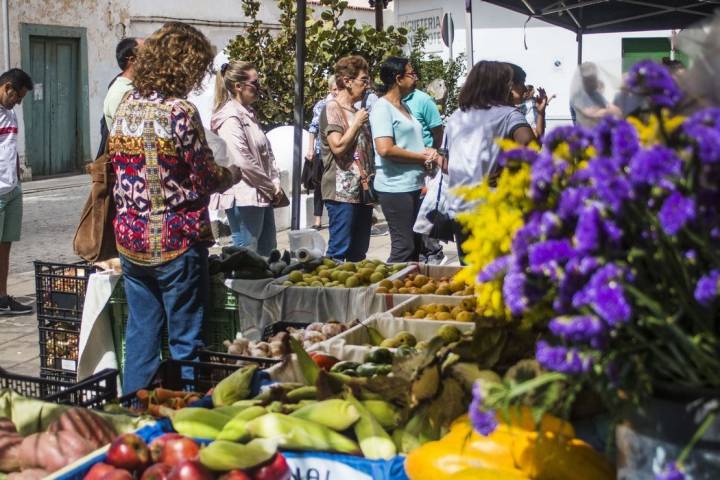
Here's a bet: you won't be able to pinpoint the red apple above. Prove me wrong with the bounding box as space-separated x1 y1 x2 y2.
168 460 214 480
106 433 152 472
161 437 200 466
84 462 115 480
141 462 173 480
150 433 183 462
100 469 133 480
252 453 290 480
219 471 252 480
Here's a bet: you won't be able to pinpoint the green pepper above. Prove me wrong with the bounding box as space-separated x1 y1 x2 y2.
365 348 394 364
330 361 361 373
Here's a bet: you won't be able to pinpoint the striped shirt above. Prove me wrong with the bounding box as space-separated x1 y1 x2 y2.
0 106 19 195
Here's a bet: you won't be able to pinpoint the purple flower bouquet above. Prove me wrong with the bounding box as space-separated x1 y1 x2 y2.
468 61 720 477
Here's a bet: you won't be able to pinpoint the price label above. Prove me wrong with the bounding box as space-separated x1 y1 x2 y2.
287 457 372 480
61 359 77 371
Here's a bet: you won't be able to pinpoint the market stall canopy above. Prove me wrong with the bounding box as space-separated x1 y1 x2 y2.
481 0 720 33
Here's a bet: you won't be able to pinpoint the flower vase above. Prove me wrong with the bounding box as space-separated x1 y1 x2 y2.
616 387 720 479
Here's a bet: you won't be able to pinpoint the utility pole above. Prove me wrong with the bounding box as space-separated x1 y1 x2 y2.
370 0 387 31
291 0 306 230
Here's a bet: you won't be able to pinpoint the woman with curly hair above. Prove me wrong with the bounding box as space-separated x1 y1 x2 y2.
108 21 232 392
211 60 281 256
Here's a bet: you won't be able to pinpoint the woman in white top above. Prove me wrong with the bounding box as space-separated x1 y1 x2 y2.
211 61 282 256
445 61 536 263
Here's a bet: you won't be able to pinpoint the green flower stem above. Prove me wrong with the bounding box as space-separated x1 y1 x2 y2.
678 411 717 465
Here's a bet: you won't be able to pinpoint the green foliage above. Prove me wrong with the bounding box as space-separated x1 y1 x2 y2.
407 28 467 117
225 0 408 130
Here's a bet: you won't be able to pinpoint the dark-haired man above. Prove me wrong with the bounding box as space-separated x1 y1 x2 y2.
98 37 143 156
0 68 33 315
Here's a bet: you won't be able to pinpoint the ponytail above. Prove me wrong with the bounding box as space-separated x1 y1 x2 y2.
212 60 255 113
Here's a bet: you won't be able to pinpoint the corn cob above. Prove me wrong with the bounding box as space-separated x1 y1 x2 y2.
246 413 361 455
290 399 360 431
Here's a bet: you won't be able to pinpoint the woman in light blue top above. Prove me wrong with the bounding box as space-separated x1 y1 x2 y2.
369 57 442 262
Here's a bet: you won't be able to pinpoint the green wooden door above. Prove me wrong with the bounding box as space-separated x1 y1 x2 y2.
26 36 80 176
621 37 689 73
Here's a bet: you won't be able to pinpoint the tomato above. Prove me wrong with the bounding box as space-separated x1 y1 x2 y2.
308 352 339 371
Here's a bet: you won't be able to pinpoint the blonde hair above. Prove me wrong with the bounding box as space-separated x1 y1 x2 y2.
214 60 256 112
133 22 214 98
327 74 337 89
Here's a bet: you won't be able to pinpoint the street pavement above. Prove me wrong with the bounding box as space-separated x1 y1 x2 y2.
2 175 90 377
1 174 458 379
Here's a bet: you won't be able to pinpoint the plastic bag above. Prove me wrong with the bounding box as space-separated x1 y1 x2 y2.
413 171 451 240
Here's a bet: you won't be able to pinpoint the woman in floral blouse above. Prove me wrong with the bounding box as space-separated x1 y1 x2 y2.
108 22 232 393
319 55 375 261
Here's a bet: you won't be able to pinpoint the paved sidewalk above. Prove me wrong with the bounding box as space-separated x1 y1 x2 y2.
1 173 459 379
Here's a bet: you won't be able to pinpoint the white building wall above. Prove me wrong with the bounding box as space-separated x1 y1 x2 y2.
394 0 674 128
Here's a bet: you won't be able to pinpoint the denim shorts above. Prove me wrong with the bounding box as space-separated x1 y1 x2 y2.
0 185 22 243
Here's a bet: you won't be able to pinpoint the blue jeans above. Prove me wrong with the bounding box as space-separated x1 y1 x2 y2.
225 205 277 256
120 245 209 393
325 201 373 262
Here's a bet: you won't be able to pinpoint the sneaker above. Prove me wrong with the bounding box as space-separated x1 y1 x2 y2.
311 224 323 231
0 296 33 315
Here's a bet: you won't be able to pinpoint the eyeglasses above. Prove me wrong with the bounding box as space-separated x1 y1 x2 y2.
246 79 261 90
403 72 419 79
352 77 370 86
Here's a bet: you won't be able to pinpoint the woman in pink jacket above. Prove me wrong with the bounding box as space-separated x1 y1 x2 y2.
212 61 281 256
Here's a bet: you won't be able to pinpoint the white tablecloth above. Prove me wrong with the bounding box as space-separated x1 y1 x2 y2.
76 273 387 389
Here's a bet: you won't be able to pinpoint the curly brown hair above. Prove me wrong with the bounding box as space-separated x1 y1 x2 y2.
133 22 214 99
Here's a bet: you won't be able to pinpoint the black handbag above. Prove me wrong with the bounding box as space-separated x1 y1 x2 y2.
356 158 378 204
425 140 454 242
301 156 315 191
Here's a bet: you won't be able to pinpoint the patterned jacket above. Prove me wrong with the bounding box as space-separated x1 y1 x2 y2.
108 91 231 266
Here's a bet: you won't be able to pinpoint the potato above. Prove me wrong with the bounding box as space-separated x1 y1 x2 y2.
47 408 116 449
18 431 94 473
0 431 23 473
8 469 49 480
0 418 17 434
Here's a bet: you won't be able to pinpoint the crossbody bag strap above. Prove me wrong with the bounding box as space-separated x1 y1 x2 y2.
327 99 370 186
435 134 448 209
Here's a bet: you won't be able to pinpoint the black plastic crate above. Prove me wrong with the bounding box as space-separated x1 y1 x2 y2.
38 321 80 375
117 359 247 410
198 350 280 369
34 261 96 322
261 321 311 341
40 368 77 383
109 278 241 372
0 369 117 409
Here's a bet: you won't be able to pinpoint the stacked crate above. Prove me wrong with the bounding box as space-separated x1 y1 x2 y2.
34 261 96 382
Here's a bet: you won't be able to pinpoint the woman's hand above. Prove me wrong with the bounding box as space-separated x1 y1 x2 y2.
353 108 369 128
535 87 555 115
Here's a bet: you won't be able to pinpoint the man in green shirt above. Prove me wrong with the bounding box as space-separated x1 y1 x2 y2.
404 85 445 264
103 37 144 130
404 88 443 149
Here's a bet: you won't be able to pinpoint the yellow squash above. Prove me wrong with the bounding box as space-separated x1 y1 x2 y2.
405 410 615 480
